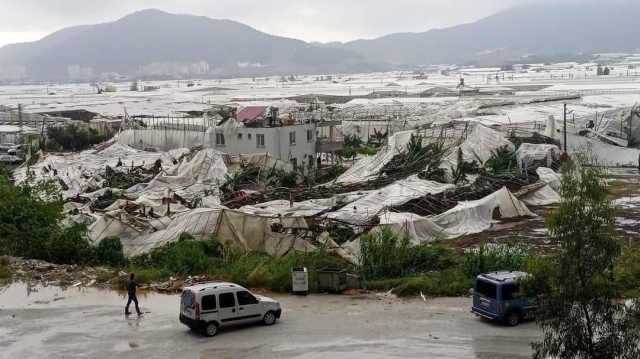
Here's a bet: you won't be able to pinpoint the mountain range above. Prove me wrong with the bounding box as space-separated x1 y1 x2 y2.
0 3 639 80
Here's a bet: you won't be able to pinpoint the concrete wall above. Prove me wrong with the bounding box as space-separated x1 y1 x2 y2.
118 123 317 169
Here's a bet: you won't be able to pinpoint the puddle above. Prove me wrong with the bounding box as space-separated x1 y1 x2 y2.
0 282 178 310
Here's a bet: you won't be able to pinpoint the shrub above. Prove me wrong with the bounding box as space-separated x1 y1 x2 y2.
360 228 457 281
146 233 226 274
461 242 532 278
93 236 127 267
46 124 109 151
616 247 640 297
46 223 93 265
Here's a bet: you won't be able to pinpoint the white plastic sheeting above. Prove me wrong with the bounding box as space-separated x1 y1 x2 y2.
430 187 533 237
331 130 415 185
126 148 228 202
519 185 561 206
545 115 558 139
239 198 336 218
13 142 180 199
325 175 454 225
91 207 315 256
537 167 562 191
441 125 515 178
516 143 561 168
376 212 455 243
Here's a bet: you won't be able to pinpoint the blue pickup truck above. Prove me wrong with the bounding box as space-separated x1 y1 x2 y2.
471 271 533 326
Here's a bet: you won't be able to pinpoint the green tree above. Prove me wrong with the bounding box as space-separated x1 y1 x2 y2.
130 80 139 91
94 236 127 267
604 66 611 75
597 65 604 76
521 156 640 359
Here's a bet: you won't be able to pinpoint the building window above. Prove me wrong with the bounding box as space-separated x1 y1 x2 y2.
307 129 313 142
215 133 225 146
248 133 252 140
237 133 243 140
256 134 265 148
289 131 296 145
290 158 298 170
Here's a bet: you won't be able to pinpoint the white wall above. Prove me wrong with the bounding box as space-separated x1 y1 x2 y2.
117 123 317 169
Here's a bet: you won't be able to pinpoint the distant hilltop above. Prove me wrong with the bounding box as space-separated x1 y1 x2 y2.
0 3 639 81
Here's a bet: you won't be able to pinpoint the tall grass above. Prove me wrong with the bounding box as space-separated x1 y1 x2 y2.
461 242 532 278
364 270 473 297
615 247 640 297
125 233 351 292
359 228 458 281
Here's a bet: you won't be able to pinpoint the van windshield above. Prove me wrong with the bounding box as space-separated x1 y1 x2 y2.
475 279 497 299
182 290 196 309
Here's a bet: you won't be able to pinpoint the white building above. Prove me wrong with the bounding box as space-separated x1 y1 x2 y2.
215 123 317 169
118 123 320 170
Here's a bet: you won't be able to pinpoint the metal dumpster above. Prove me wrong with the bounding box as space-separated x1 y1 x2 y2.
317 267 347 292
291 267 309 294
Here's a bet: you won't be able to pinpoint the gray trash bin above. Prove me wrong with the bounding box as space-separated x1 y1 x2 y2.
291 267 309 294
317 267 347 292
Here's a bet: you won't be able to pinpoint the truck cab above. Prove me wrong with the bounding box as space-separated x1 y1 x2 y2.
471 271 532 326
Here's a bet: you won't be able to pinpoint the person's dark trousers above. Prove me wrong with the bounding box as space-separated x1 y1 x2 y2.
126 294 141 314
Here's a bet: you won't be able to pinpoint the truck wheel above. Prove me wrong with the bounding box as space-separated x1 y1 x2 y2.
506 311 520 327
203 322 218 337
263 311 277 326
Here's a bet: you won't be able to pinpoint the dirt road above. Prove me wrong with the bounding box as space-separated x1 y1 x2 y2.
0 283 539 359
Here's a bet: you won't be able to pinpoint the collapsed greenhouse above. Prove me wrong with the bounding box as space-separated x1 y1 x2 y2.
13 114 565 263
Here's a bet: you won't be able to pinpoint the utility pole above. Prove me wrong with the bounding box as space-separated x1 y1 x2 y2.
18 103 23 135
563 104 567 153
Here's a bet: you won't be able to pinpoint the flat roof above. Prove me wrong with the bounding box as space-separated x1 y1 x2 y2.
480 271 527 282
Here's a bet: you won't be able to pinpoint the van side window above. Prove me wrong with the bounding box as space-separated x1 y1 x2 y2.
219 292 236 308
237 290 259 305
475 279 497 299
202 295 217 310
502 284 519 301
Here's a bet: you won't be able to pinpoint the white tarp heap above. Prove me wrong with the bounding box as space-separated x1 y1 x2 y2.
519 185 561 206
373 186 533 242
430 186 532 236
516 143 561 168
376 212 456 243
440 124 515 179
331 130 415 185
325 175 454 225
91 207 314 256
13 142 180 199
125 148 228 202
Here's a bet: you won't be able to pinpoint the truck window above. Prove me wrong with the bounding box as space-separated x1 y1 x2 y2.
202 295 217 310
236 291 259 305
219 292 236 308
502 284 519 300
475 279 497 299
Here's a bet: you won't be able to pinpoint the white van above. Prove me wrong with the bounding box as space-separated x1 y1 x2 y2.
179 282 282 337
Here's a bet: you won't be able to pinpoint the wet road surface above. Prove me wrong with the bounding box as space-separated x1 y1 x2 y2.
0 283 540 359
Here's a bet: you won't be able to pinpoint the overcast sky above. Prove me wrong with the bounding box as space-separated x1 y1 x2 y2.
0 0 595 47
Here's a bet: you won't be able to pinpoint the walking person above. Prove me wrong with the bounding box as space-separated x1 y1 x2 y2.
125 273 143 315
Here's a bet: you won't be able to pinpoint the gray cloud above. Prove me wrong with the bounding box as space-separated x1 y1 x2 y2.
0 0 608 46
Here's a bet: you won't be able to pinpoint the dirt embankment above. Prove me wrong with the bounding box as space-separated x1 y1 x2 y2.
1 256 208 294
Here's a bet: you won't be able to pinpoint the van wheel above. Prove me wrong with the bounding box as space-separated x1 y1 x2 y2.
506 311 520 327
203 322 218 337
263 311 277 326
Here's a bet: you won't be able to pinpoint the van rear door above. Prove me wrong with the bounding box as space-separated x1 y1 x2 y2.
181 289 197 319
474 278 499 314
